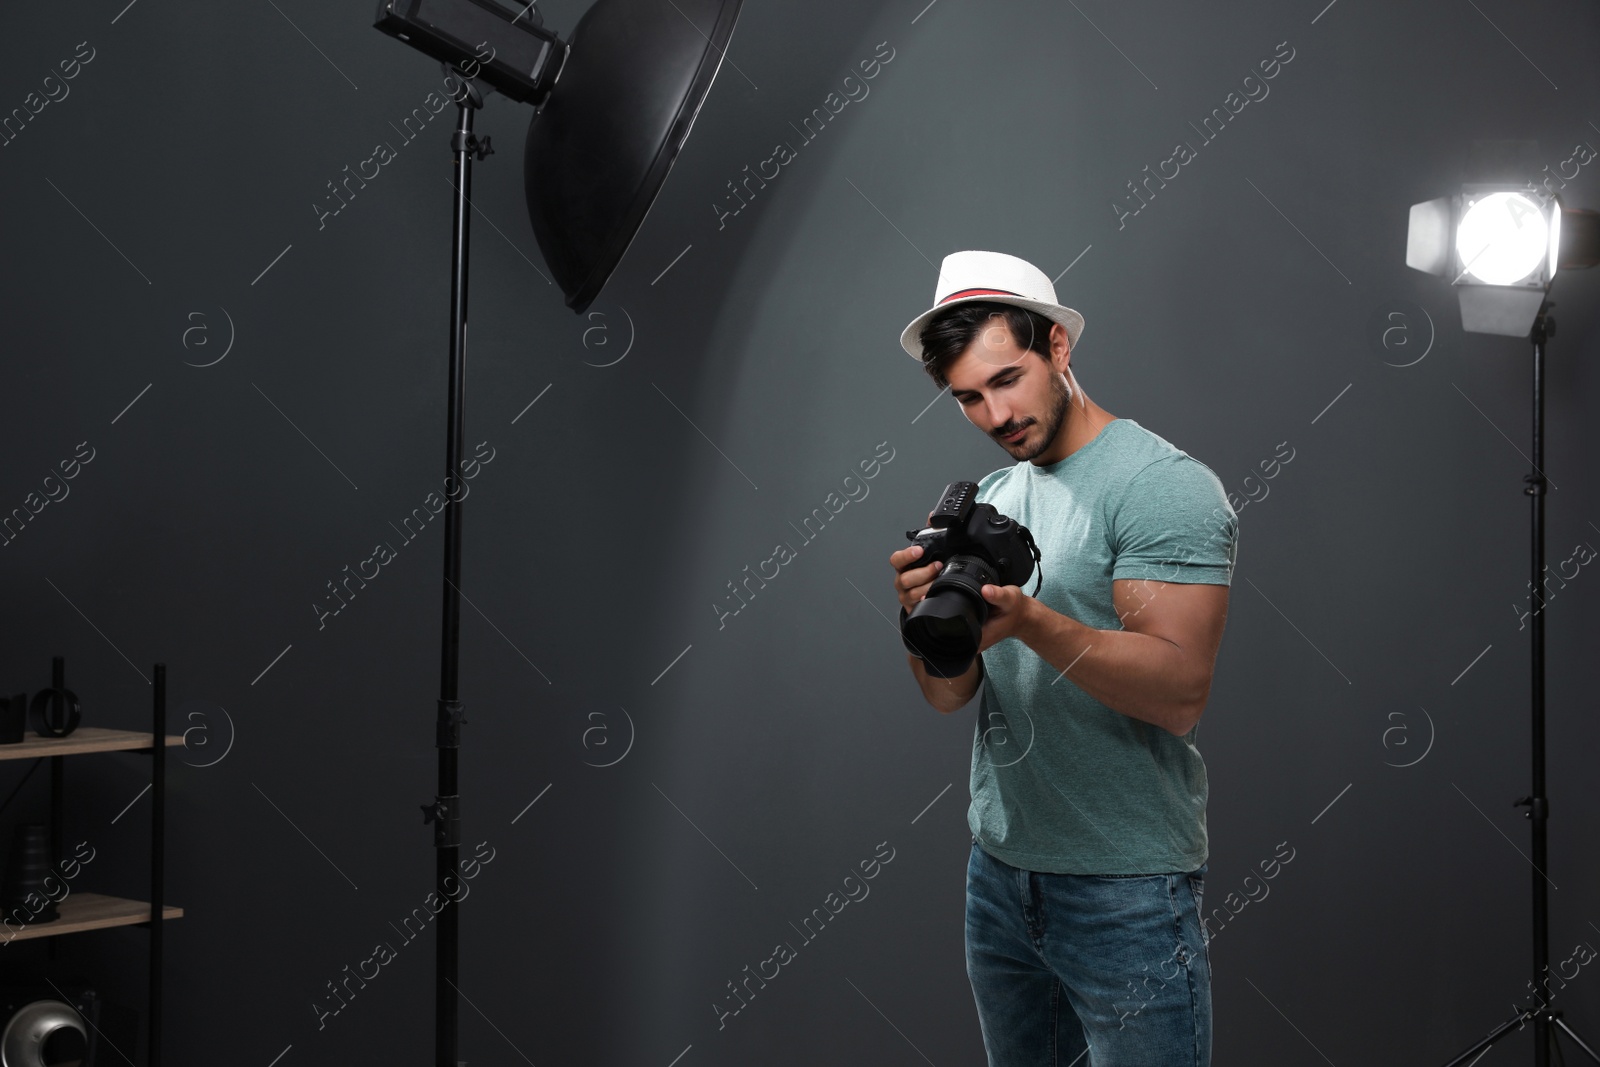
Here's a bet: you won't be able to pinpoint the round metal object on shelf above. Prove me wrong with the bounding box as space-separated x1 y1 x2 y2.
0 998 87 1067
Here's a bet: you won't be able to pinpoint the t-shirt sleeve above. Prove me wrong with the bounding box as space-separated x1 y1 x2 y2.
1109 455 1238 585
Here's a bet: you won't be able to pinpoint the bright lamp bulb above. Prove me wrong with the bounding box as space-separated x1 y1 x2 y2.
1457 191 1549 285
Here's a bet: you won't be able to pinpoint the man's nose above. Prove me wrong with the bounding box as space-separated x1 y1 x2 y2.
983 396 1012 429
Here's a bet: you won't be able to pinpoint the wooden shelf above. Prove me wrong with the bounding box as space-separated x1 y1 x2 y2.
3 891 182 943
0 727 183 761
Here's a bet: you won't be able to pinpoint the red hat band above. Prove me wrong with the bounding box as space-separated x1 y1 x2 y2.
938 287 1024 305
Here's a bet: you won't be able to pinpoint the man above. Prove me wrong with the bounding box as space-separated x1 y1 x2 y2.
888 250 1238 1066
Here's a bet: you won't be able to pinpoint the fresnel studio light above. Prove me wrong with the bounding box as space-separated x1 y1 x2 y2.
372 1 743 1063
1409 184 1600 1067
1407 184 1598 335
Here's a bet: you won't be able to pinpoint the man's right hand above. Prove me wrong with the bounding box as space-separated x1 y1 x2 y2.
892 531 984 713
890 517 943 613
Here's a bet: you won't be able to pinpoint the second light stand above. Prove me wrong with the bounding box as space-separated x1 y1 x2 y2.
1439 302 1600 1067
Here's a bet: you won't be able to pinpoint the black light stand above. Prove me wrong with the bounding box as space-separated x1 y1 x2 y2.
416 70 494 1067
372 4 743 1062
1439 301 1600 1067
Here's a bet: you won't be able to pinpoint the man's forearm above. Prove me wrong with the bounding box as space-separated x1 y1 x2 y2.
908 654 982 714
1015 601 1205 735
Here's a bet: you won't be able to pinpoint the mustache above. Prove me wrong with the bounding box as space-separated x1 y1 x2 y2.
996 420 1031 437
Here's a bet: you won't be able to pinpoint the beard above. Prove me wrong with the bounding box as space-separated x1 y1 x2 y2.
996 370 1072 461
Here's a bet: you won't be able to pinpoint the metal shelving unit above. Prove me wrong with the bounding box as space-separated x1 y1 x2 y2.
0 657 182 1066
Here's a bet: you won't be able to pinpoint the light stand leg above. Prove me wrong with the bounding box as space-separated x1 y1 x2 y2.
1440 1008 1535 1067
1553 1015 1600 1064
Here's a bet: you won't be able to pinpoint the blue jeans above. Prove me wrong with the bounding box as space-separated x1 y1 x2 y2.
965 839 1212 1066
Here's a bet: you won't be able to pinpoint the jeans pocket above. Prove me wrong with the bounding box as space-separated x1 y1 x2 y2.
1186 870 1207 944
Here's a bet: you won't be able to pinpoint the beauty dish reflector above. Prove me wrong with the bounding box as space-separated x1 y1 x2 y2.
523 0 743 312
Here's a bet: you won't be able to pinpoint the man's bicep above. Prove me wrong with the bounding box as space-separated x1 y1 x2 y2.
1112 578 1230 669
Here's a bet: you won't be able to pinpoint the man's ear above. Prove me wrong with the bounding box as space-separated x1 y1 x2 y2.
1051 322 1071 372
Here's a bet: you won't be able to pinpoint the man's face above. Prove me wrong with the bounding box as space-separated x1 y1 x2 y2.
946 317 1071 462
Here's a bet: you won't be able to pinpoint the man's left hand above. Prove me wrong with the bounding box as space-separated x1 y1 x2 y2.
977 584 1035 653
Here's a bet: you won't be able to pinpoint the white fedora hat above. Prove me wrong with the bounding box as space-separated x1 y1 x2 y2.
899 250 1085 360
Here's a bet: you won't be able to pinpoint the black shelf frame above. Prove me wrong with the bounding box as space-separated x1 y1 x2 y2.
1 654 171 1067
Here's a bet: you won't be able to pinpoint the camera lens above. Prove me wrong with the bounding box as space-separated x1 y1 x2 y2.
922 615 969 641
903 564 988 677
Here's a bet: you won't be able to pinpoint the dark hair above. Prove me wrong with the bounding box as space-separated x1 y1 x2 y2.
916 301 1060 391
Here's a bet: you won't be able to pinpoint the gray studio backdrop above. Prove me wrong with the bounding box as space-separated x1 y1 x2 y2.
2 0 1598 1063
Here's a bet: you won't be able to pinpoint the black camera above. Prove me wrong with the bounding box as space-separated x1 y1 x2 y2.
901 481 1042 678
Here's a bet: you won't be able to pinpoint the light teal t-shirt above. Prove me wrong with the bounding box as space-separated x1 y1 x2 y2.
969 417 1239 875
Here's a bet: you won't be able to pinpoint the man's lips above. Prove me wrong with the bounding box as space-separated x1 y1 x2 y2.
1000 424 1028 442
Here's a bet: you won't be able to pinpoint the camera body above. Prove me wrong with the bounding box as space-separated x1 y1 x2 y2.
901 481 1040 678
